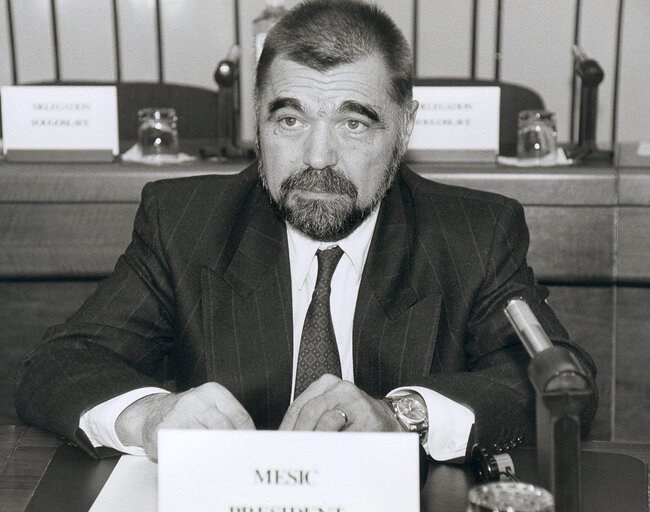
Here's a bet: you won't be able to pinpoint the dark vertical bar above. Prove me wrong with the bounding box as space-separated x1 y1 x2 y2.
155 0 164 83
412 0 418 77
50 0 61 81
570 0 582 143
470 0 478 79
233 0 240 45
611 0 624 148
111 0 121 82
6 0 18 84
494 0 502 81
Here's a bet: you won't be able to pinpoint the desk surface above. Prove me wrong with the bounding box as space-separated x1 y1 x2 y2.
1 425 648 512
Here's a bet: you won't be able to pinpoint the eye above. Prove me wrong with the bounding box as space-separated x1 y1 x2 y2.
344 119 368 132
279 117 300 128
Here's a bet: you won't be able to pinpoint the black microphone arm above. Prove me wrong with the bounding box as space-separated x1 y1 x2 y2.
566 44 611 162
504 298 593 512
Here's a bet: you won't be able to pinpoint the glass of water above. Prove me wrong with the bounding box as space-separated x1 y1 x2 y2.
137 108 179 158
517 110 558 164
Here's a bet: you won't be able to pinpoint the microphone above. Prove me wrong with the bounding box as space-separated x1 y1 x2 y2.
504 298 553 358
504 297 593 512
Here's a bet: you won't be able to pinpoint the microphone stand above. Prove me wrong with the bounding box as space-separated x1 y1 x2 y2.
202 46 249 160
566 45 612 163
505 299 594 512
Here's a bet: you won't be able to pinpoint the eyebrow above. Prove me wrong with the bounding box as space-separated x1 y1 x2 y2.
268 97 304 114
338 100 380 123
267 97 383 124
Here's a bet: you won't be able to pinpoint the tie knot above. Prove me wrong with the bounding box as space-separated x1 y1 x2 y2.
315 246 344 289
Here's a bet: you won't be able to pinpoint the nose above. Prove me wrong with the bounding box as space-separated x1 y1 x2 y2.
302 122 338 170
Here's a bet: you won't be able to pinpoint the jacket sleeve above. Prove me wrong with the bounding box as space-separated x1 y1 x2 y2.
413 199 598 455
15 183 177 457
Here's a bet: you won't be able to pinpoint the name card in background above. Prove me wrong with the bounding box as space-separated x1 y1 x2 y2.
0 85 119 162
158 430 420 512
406 86 500 162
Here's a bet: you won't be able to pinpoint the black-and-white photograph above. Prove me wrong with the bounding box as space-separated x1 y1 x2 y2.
0 1 648 511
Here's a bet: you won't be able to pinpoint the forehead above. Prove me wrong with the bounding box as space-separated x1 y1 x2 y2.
262 55 394 112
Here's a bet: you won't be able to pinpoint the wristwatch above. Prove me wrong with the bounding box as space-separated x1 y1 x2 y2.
384 392 429 441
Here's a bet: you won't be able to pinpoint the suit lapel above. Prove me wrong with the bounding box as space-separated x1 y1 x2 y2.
354 171 442 396
201 184 293 429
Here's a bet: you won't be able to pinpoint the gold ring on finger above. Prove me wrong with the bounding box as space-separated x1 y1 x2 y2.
334 408 348 425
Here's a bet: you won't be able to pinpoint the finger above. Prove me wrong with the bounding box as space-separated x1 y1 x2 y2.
194 407 236 430
292 392 343 431
195 382 256 430
314 409 348 431
280 374 341 430
213 387 256 430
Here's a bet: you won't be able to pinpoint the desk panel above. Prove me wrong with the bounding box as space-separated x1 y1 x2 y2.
618 207 650 283
414 165 616 205
525 206 614 283
0 165 620 281
0 204 137 277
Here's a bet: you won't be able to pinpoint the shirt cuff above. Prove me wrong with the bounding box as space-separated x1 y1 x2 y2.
387 386 475 461
79 387 170 455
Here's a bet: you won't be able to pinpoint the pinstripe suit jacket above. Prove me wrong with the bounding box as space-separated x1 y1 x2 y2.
15 162 597 458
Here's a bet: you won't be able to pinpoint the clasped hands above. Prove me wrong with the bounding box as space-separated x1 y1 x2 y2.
115 374 402 460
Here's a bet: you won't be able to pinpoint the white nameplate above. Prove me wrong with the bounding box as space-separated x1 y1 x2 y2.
158 430 420 512
0 85 119 161
406 86 500 162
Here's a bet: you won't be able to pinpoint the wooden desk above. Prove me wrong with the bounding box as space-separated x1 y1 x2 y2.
0 426 648 512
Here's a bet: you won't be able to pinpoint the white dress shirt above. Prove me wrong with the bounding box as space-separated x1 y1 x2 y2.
80 209 474 460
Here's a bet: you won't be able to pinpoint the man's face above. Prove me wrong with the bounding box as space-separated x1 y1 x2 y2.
257 54 417 241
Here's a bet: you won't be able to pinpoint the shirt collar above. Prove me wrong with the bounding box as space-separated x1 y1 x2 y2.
286 207 380 291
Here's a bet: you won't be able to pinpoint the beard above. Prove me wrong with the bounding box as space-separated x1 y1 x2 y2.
257 143 404 241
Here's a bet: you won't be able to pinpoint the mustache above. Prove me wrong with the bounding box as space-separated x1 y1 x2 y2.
279 167 358 198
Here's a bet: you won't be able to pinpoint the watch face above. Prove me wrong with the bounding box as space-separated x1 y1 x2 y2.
396 396 427 423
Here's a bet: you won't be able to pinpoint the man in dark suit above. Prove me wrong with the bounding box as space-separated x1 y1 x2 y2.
15 0 596 462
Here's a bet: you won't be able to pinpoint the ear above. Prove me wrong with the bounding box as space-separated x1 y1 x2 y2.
404 99 419 139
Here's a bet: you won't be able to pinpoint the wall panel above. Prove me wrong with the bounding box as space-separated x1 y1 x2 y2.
117 0 158 82
578 0 619 149
0 0 13 85
475 0 497 80
500 0 575 142
375 0 414 51
238 0 278 146
416 0 473 77
2 0 647 147
55 0 116 81
617 0 650 143
160 0 235 89
10 0 55 83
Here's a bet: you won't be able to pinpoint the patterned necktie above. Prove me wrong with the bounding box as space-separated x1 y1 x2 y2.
294 246 345 399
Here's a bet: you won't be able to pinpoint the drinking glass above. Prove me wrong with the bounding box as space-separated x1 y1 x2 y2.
467 482 554 512
517 110 558 164
137 108 179 157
